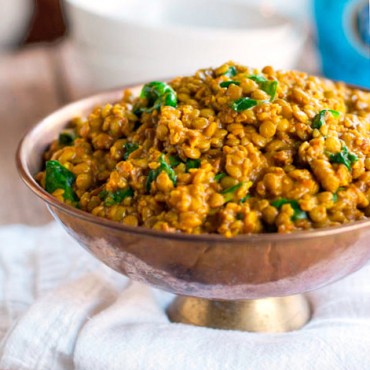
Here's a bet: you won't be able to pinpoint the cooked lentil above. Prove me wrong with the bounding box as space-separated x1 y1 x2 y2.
36 62 370 237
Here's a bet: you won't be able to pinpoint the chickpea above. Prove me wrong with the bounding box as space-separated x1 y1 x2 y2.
263 173 282 195
262 65 275 75
92 133 114 150
192 117 209 130
123 215 139 226
227 84 243 100
220 176 238 189
156 125 169 140
309 206 327 223
203 122 218 137
325 137 341 153
259 121 276 138
251 89 269 101
209 193 225 208
262 206 278 224
156 172 174 192
199 108 215 118
276 119 289 132
76 173 93 191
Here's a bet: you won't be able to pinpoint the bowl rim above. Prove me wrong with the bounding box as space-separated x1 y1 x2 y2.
16 85 370 244
64 0 296 36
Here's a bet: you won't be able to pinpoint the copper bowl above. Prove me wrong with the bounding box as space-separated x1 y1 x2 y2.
16 87 370 332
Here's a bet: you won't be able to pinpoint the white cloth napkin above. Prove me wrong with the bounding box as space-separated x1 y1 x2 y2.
1 222 370 370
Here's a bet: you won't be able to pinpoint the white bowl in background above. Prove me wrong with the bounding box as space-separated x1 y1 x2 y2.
64 0 306 89
0 0 33 50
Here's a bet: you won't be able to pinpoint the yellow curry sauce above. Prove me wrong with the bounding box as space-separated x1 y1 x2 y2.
36 62 370 237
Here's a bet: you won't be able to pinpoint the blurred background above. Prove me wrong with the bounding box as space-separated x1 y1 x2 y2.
2 0 370 91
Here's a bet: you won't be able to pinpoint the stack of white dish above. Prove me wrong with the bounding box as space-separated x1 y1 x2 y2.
64 0 307 89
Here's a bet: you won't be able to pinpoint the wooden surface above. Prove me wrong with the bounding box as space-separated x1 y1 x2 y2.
0 42 92 225
0 40 318 226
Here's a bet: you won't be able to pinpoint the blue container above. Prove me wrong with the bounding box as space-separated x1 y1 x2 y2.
314 0 370 88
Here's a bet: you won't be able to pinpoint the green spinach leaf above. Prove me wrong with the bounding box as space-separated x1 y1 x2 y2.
329 145 358 170
58 129 76 146
221 182 244 194
332 187 346 203
248 74 268 83
223 66 237 78
220 81 240 88
45 160 77 202
214 173 226 181
169 155 182 167
231 97 258 112
145 170 158 193
248 75 278 101
186 158 201 171
222 182 244 202
146 154 177 192
135 81 177 115
240 194 251 203
271 198 307 221
123 143 139 160
99 187 134 206
262 80 278 101
312 109 340 129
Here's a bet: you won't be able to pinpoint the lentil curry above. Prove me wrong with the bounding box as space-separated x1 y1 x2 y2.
36 63 370 237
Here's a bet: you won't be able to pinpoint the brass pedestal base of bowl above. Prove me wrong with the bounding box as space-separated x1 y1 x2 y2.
168 294 311 332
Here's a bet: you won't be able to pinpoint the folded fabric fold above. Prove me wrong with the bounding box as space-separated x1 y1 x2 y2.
0 223 370 370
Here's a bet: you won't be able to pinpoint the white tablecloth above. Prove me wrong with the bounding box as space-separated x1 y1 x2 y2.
0 222 370 370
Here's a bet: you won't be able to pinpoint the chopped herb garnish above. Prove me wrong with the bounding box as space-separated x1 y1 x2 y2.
99 187 134 206
248 75 278 101
222 182 243 202
145 170 158 193
329 146 358 170
98 190 109 200
240 193 251 203
169 155 182 167
158 155 177 186
220 81 240 88
223 66 237 77
271 198 307 221
123 143 139 160
312 109 340 129
186 158 201 171
230 74 278 111
333 187 345 203
168 156 202 171
146 154 177 192
58 129 76 146
45 160 78 202
236 212 244 220
221 182 244 194
133 120 142 130
214 173 227 181
332 193 338 203
134 81 177 115
231 97 258 112
248 74 268 83
291 209 308 221
271 198 290 208
262 80 278 101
